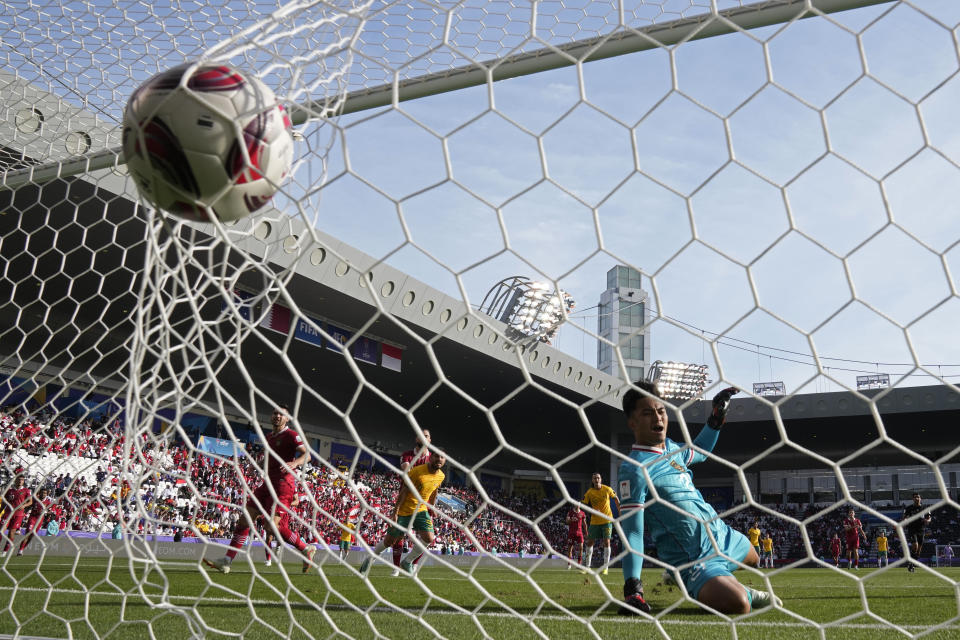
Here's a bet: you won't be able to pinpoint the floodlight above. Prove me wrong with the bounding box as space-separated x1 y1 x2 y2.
479 276 575 346
646 360 710 400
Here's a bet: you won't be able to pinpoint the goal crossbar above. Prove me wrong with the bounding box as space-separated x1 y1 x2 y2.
0 0 891 191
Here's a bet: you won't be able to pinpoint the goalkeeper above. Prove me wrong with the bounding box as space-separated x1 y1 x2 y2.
617 382 781 615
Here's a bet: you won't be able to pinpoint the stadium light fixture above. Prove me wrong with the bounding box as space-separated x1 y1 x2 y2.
479 277 574 346
646 360 710 401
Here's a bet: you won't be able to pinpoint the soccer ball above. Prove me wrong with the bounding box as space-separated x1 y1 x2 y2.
122 63 294 223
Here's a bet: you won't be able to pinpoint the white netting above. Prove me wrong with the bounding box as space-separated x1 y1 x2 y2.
1 0 959 638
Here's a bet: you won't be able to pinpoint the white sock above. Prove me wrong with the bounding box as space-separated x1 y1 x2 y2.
603 546 610 568
585 547 594 567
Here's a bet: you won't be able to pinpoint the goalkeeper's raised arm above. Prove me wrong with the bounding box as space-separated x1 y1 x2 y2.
617 382 780 616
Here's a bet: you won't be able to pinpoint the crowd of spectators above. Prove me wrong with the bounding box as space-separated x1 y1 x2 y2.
0 406 593 557
2 405 957 565
727 502 960 566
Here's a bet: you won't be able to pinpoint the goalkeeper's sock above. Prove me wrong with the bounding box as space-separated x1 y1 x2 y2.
392 544 403 566
603 546 611 568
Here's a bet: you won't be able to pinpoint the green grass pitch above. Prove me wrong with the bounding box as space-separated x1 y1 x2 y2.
0 556 957 639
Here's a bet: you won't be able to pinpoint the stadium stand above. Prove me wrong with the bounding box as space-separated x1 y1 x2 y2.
2 405 957 565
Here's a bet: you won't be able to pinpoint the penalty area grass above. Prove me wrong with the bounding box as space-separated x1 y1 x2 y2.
0 555 957 639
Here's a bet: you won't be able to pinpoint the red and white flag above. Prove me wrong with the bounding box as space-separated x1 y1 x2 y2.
260 302 292 334
381 344 402 372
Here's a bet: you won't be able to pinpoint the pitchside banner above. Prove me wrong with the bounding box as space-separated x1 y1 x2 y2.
294 317 324 347
260 301 292 333
223 289 255 321
257 301 398 372
326 324 352 353
352 336 379 364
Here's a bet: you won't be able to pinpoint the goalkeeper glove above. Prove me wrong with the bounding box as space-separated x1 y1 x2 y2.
619 577 651 615
706 386 739 429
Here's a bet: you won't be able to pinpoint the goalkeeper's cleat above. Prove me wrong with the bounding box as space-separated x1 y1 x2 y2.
359 556 373 577
747 587 782 609
203 557 231 574
618 594 651 616
302 545 316 574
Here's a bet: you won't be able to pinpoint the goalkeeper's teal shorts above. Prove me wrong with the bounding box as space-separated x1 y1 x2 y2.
677 526 752 599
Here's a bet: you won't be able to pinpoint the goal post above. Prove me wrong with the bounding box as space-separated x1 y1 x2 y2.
1 0 959 639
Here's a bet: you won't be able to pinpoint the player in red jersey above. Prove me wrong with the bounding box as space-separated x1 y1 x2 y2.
2 476 33 555
565 503 586 569
829 532 842 567
17 487 51 556
204 405 316 574
391 429 431 577
843 508 865 570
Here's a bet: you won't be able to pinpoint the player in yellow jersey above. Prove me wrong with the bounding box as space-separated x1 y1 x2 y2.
876 530 888 568
339 522 356 561
747 521 762 559
360 451 446 576
761 532 774 569
582 472 619 575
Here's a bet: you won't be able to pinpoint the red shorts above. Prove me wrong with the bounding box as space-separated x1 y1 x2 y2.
249 476 296 518
568 534 584 544
5 514 25 532
846 536 860 549
25 516 41 533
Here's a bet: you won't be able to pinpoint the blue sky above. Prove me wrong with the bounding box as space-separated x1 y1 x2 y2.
310 0 960 396
5 0 960 397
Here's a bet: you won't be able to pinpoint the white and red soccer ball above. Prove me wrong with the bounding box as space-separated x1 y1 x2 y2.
122 63 294 222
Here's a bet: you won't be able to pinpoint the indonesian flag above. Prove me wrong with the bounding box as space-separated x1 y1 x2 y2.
381 344 402 372
260 302 292 334
347 506 360 523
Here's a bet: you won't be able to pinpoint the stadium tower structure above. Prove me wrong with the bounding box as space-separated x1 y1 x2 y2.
597 264 650 382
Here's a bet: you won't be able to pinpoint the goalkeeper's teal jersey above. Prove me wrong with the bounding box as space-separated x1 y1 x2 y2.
618 426 741 572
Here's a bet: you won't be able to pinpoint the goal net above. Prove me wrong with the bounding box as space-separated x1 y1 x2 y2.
1 0 959 638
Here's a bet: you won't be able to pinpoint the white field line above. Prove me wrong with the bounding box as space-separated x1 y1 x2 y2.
0 584 957 632
6 560 959 588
